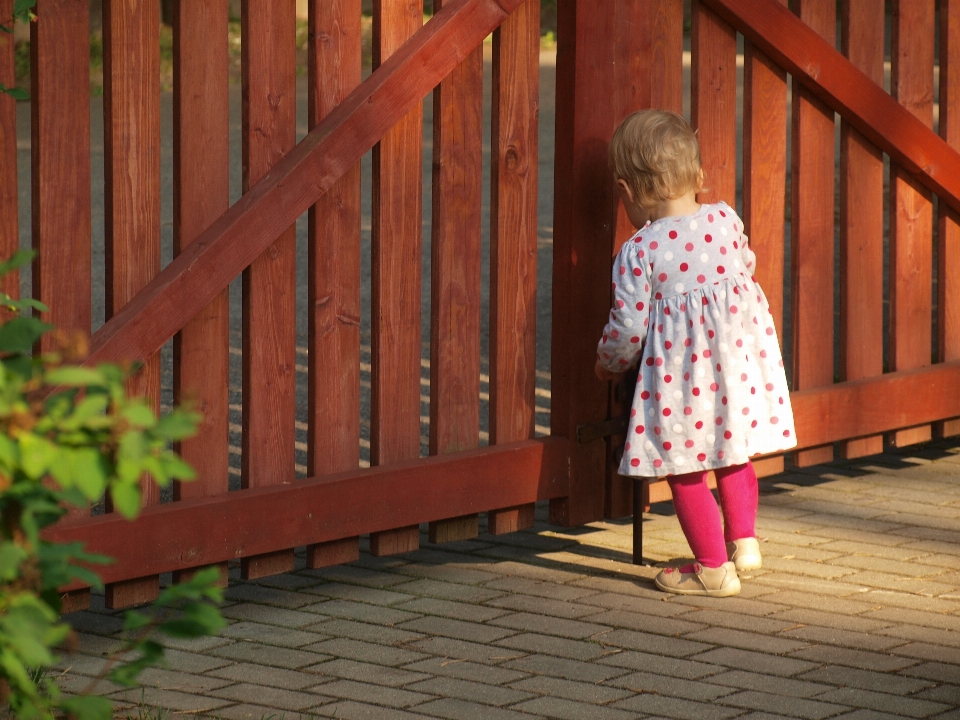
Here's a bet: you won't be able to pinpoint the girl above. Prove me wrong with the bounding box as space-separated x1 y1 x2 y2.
596 109 796 597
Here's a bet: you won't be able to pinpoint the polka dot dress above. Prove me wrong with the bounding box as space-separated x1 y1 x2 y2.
597 202 797 477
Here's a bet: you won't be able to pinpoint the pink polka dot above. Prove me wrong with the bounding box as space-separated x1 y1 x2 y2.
663 408 672 416
658 272 668 282
708 330 715 338
683 406 693 416
697 453 707 461
630 336 640 343
685 242 694 251
783 429 791 437
650 241 659 249
766 327 774 335
685 440 695 448
721 396 728 405
625 442 631 451
638 249 645 257
718 450 725 459
742 407 750 415
684 338 692 347
740 373 748 381
703 349 712 359
645 358 654 366
736 339 743 347
633 267 642 276
636 301 645 311
655 292 663 300
684 372 690 381
611 282 616 290
705 234 713 243
664 307 671 316
630 408 637 417
720 246 727 255
697 274 706 283
715 417 723 425
635 424 645 433
716 363 722 371
619 359 628 365
631 458 641 467
733 240 739 249
655 358 664 366
770 417 779 424
620 266 626 275
663 441 672 450
730 305 738 314
691 353 698 362
655 392 662 401
641 390 651 399
760 349 768 358
654 459 663 468
720 210 726 217
765 383 774 391
654 426 662 435
665 340 673 349
611 329 619 338
751 420 758 428
634 236 643 243
723 430 732 439
669 230 678 239
616 300 624 308
717 266 725 274
709 382 719 391
695 420 704 429
664 374 673 383
692 387 701 396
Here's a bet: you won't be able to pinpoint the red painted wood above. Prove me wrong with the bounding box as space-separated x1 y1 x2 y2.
741 0 787 478
701 0 960 215
48 438 570 590
939 0 960 437
0 0 16 303
31 1 91 351
240 0 298 579
306 0 363 561
369 0 425 556
73 0 591 377
889 0 935 448
789 0 835 467
488 0 538 536
428 0 483 543
102 0 163 609
551 0 622 528
838 0 884 459
172 0 230 502
691 1 736 207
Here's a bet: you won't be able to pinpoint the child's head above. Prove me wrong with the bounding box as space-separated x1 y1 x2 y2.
609 110 702 210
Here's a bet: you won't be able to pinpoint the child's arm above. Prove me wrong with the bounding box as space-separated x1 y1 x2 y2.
739 232 757 273
596 245 651 374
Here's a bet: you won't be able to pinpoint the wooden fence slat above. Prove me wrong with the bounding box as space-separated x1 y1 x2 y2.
31 0 93 609
102 0 163 609
306 0 363 568
0 0 16 302
889 0 935 449
605 0 684 521
487 0 538 536
369 0 424 556
741 0 787 477
551 0 620 527
939 0 960 438
691 0 737 207
48 437 570 589
837 0 884 459
428 0 483 544
171 0 230 587
240 0 298 580
789 0 835 467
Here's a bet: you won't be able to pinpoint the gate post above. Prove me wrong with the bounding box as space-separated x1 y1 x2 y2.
551 1 683 526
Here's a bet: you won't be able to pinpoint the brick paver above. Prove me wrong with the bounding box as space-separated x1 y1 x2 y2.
56 440 960 719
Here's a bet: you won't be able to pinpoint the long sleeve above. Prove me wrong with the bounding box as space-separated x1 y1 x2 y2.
596 244 651 372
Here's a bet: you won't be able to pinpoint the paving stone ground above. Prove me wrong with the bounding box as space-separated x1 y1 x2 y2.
55 439 960 719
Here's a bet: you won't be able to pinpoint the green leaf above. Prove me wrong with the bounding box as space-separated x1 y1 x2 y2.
18 433 58 479
13 0 37 16
121 401 157 428
59 695 113 720
155 410 200 441
0 82 28 101
0 316 52 354
0 249 35 277
159 452 195 482
68 447 110 500
109 482 141 519
0 541 27 581
44 366 107 387
122 610 152 633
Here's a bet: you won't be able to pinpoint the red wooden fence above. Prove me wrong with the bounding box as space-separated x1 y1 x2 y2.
0 0 955 606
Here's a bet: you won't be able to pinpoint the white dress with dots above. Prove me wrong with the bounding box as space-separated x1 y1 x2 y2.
597 201 797 477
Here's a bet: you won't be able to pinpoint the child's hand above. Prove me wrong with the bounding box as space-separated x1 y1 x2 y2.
595 360 614 382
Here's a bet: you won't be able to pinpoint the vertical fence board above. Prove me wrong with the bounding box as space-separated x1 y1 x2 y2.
101 0 163 608
306 0 363 567
790 0 835 467
0 0 16 301
241 0 298 579
838 0 884 458
691 0 737 207
742 0 787 477
939 0 960 438
551 1 619 527
428 0 483 544
369 0 423 556
606 0 684 520
487 0 539 536
171 0 230 586
889 0 935 448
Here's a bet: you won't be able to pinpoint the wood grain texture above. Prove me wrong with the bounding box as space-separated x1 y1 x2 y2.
428 0 484 543
0 0 16 302
172 0 230 503
75 0 559 375
49 438 570 590
939 0 960 437
837 0 884 459
241 0 298 579
789 0 835 467
31 0 91 352
306 0 363 562
306 536 360 569
691 0 737 207
551 0 622 527
741 0 786 478
369 0 424 556
487 0 538 535
101 0 163 609
889 0 935 449
701 0 960 216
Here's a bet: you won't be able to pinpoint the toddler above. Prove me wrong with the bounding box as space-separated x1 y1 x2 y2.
596 110 796 597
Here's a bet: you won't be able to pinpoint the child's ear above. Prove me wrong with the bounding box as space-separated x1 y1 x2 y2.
616 178 636 205
696 168 704 192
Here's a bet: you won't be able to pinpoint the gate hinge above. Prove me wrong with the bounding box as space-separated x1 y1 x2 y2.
576 414 630 444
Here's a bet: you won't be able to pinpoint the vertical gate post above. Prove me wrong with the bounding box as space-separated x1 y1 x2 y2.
551 1 682 527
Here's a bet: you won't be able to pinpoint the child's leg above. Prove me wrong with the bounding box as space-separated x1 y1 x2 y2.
666 471 727 569
715 461 758 542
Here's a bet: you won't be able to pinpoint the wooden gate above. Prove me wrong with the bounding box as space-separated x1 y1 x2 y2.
0 0 958 609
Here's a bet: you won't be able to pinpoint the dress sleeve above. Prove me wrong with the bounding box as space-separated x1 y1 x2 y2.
596 244 652 372
740 232 757 274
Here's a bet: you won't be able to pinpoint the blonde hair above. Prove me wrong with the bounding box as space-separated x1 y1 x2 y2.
609 109 702 208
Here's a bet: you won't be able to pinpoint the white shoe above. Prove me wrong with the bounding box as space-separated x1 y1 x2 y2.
654 561 741 597
727 537 762 572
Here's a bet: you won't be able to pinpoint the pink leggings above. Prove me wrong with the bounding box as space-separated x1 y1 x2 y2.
666 461 758 569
